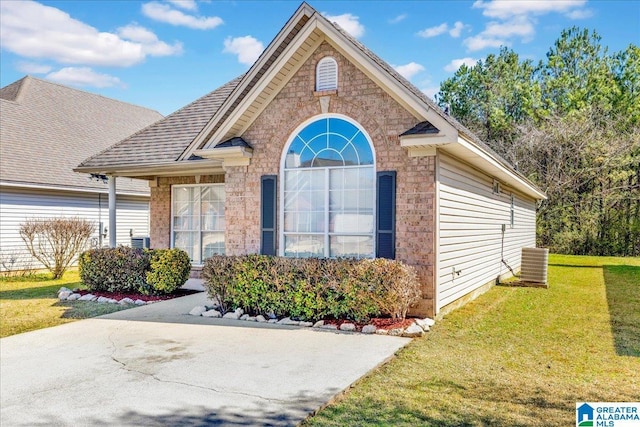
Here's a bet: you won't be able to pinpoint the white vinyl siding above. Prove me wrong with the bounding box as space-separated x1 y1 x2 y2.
0 186 149 271
116 197 150 243
316 57 338 91
437 154 536 311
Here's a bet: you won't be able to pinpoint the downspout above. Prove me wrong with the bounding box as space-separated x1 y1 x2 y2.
98 193 102 247
108 175 116 248
499 223 515 284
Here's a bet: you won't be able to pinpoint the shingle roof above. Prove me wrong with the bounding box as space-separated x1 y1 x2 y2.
400 121 440 136
0 76 163 194
76 2 530 189
78 76 243 169
215 137 253 149
322 15 543 187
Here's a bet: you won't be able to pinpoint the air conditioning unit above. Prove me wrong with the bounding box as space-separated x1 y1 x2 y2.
520 247 549 284
131 237 151 249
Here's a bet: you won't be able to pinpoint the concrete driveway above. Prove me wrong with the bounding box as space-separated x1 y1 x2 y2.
0 292 410 426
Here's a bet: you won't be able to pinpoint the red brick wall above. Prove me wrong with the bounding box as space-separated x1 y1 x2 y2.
149 42 436 316
229 42 436 316
149 175 224 249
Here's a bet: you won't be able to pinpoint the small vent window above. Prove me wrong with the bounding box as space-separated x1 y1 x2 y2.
316 57 338 91
492 179 501 195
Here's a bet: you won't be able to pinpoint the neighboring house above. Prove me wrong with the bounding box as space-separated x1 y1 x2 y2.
76 3 545 317
0 76 163 271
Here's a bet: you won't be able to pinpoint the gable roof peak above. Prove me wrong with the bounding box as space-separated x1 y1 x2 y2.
0 75 30 103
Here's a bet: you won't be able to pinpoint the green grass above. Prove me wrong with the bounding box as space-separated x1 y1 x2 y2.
303 254 640 427
0 270 131 338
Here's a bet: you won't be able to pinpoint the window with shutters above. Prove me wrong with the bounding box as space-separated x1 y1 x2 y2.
172 184 225 264
316 57 338 91
280 115 375 258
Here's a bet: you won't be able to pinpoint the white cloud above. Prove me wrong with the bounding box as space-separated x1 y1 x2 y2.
389 14 407 24
464 16 535 51
223 36 264 66
417 22 467 38
322 13 365 38
566 8 594 19
482 16 535 40
464 34 506 51
16 61 52 74
393 62 425 80
45 67 123 88
166 0 198 11
449 21 466 38
444 57 478 72
0 1 143 67
117 24 183 56
473 0 588 19
417 23 448 38
421 86 440 100
117 24 158 44
467 0 590 51
0 1 182 67
142 2 223 30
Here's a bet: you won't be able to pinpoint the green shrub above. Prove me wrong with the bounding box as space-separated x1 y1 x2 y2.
358 258 421 319
201 255 421 321
201 255 238 314
144 249 191 295
79 246 149 293
79 247 191 295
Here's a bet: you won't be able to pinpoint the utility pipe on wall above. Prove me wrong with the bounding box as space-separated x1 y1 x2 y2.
108 175 116 248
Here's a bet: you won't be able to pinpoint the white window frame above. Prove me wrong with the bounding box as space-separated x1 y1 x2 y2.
171 183 225 265
316 57 338 91
279 113 376 258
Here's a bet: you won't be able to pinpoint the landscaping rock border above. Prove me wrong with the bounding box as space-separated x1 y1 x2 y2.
189 304 435 338
57 287 153 306
57 285 435 338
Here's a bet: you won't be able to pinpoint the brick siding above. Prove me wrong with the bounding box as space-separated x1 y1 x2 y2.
234 42 436 316
150 42 437 316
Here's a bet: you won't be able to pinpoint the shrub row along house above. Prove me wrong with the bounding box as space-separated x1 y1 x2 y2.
0 76 163 272
76 3 545 317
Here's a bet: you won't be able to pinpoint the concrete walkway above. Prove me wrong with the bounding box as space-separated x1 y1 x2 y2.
0 292 410 427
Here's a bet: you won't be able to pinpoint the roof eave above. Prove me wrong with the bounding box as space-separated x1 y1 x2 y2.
0 180 150 197
74 159 225 179
177 3 316 161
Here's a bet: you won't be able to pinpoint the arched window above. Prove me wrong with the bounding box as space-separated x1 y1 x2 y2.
316 57 338 91
281 115 375 258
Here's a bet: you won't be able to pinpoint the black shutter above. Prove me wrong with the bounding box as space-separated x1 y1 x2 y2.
376 171 396 259
260 175 277 255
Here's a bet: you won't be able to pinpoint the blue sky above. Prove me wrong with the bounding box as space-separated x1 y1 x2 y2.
1 0 638 116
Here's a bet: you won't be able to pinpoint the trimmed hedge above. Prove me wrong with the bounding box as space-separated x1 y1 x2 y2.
144 249 192 295
79 246 148 293
202 255 420 322
79 247 191 295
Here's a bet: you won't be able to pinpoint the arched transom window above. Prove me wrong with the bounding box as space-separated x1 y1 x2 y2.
281 115 375 258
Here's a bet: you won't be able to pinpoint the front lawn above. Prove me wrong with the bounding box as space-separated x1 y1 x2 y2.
0 270 130 338
303 254 640 426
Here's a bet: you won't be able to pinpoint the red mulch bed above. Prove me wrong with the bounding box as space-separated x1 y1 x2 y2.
323 317 416 332
77 288 200 302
